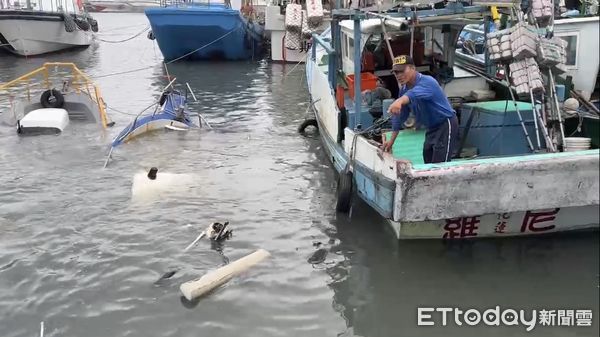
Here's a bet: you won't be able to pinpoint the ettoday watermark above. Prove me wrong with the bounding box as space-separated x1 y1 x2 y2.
417 307 593 332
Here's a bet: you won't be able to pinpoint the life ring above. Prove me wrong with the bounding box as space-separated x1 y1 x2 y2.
298 118 318 134
335 169 353 213
40 89 65 109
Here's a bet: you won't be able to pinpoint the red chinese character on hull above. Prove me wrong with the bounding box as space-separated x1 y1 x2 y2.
520 208 560 233
494 222 507 233
443 217 480 239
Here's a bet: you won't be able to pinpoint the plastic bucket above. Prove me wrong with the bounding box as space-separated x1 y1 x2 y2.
564 137 591 151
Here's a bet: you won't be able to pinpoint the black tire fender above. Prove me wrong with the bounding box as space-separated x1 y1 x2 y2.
336 170 353 213
298 118 318 133
40 89 65 109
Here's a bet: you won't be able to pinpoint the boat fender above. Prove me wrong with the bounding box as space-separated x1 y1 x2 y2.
298 118 318 133
336 169 353 213
147 30 155 40
74 17 90 31
63 14 76 33
40 89 65 109
87 17 99 33
148 167 158 180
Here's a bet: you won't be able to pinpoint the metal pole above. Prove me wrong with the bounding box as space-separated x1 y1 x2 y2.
379 19 395 63
548 70 566 149
526 66 555 152
525 69 542 150
505 66 535 152
353 12 361 129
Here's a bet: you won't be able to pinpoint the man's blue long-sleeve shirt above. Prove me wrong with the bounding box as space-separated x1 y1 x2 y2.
391 73 456 131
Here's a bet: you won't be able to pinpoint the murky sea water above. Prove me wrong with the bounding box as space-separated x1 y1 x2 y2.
1 13 598 337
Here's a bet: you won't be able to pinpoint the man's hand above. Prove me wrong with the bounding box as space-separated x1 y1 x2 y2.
388 95 410 115
388 99 403 115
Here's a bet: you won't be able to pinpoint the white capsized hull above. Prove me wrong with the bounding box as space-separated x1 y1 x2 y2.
0 16 92 56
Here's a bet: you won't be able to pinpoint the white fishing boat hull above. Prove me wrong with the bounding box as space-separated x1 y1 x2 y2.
0 16 92 56
393 205 600 239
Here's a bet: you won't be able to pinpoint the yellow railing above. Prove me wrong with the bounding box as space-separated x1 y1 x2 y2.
0 62 109 128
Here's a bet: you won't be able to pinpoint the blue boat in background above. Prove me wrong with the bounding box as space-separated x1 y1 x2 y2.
145 0 265 61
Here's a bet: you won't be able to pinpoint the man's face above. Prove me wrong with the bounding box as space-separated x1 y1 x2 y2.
393 65 414 85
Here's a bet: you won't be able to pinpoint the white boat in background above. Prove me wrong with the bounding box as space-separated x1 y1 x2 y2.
83 0 160 12
0 0 98 56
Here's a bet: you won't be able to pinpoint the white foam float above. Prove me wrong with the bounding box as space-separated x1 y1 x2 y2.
180 249 270 301
130 167 196 201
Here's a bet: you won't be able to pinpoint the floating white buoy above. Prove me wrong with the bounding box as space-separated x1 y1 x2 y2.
180 249 270 301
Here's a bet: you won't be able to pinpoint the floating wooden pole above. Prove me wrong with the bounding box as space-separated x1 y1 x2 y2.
180 249 270 301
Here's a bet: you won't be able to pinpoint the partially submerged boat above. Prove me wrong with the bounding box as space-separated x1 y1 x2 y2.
110 90 198 147
305 3 599 239
0 62 111 134
145 0 265 61
0 1 98 56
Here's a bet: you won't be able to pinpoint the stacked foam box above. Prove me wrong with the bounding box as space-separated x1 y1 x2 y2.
301 10 312 39
284 4 303 33
284 3 303 50
537 36 567 67
531 0 553 24
510 22 539 60
486 29 512 63
509 58 545 96
306 0 324 28
285 31 302 50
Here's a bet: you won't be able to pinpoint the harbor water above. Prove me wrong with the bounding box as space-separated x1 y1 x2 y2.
0 13 598 337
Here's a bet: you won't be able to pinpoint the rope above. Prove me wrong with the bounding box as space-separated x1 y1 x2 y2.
96 26 150 44
93 65 155 79
104 103 145 116
283 53 309 79
92 26 243 79
97 23 149 34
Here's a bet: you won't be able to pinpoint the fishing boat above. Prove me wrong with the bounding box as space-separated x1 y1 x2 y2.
305 3 599 239
145 0 265 61
110 90 198 147
0 62 111 134
0 0 98 56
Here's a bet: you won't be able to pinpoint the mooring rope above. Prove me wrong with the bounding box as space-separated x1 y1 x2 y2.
96 26 150 44
93 26 243 79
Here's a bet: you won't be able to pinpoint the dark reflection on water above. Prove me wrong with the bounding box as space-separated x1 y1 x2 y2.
0 12 598 337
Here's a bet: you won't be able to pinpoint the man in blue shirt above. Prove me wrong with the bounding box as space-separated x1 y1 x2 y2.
382 55 459 164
